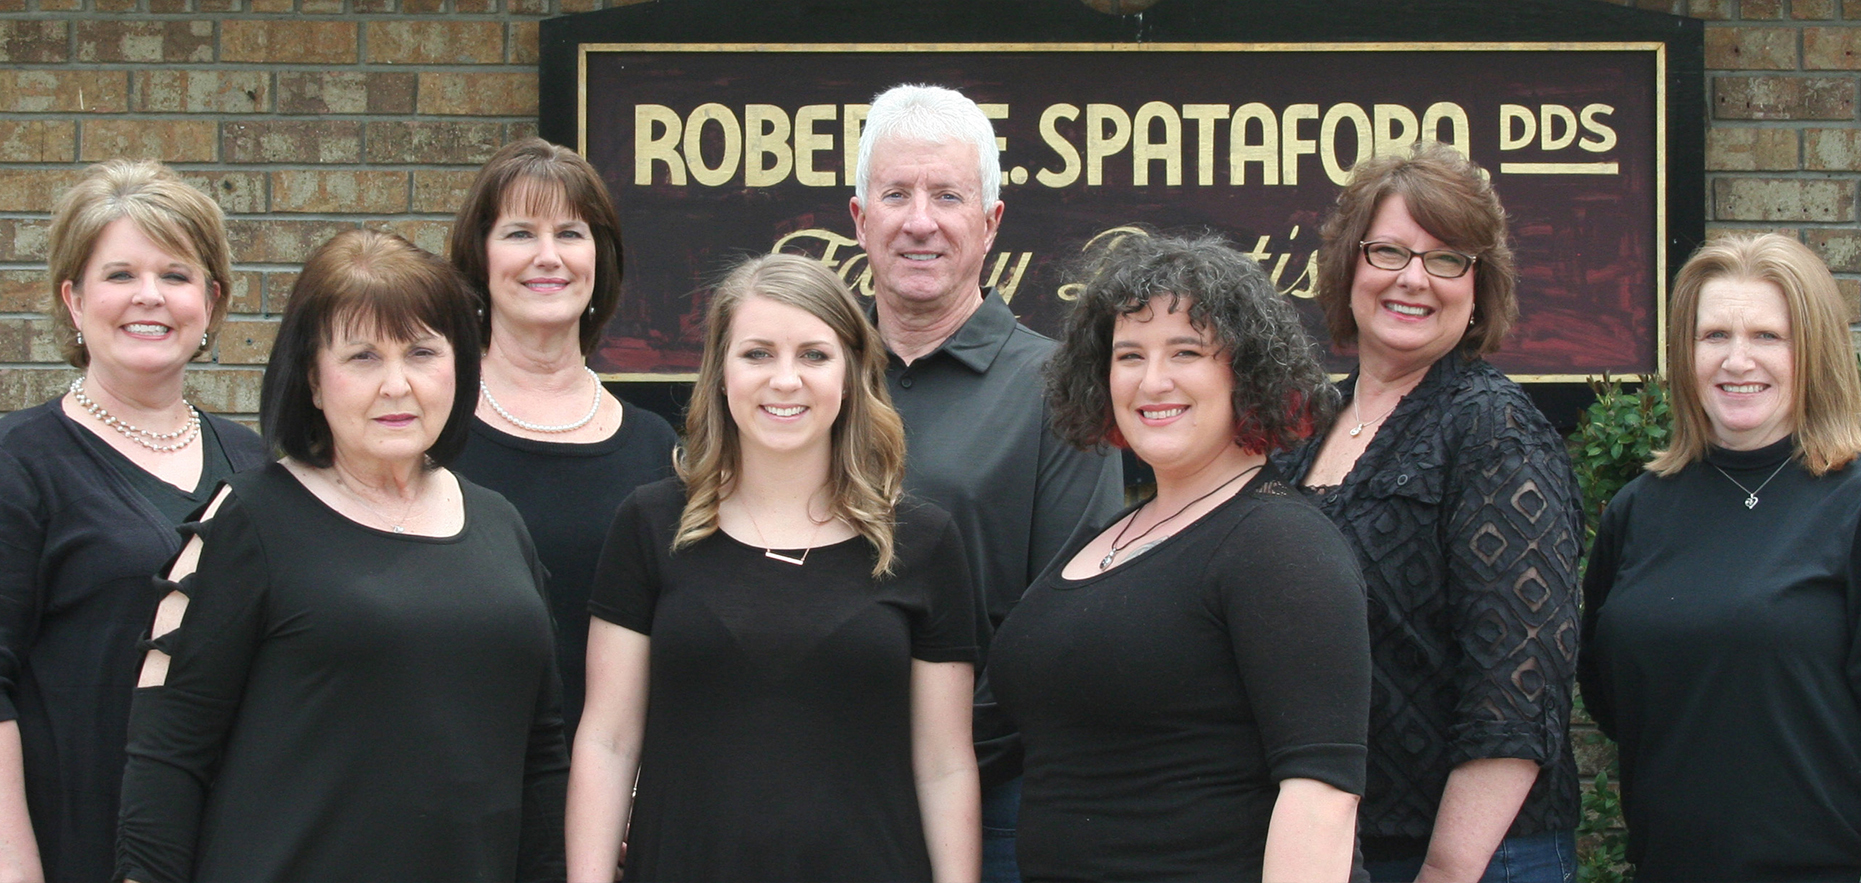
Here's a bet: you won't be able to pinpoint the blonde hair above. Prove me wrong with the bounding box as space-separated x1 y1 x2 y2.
1650 233 1861 476
48 160 233 368
675 254 907 576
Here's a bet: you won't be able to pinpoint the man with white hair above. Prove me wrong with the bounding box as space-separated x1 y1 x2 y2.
850 82 1124 882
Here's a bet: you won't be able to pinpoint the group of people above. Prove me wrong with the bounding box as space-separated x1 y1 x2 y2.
0 79 1856 883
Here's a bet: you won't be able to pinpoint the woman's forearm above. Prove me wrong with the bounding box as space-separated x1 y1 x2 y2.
563 733 636 883
1261 777 1358 883
1415 757 1539 882
911 660 979 883
0 722 41 883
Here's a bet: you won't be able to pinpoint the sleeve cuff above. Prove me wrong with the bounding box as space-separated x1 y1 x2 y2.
1266 742 1367 796
910 643 978 665
1447 719 1557 766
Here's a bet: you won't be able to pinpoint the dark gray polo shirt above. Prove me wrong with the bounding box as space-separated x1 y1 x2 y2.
880 289 1124 635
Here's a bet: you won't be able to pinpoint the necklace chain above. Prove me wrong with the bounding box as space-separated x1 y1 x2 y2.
480 367 602 434
1100 464 1262 571
741 500 827 566
1348 378 1399 439
1713 459 1791 510
69 376 200 453
331 470 421 534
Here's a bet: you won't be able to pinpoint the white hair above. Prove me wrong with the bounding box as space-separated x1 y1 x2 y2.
854 83 1001 208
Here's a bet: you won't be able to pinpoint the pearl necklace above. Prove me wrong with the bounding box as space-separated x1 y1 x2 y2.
69 376 200 453
480 367 602 434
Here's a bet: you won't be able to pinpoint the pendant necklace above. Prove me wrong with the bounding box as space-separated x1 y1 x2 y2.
1713 459 1791 510
332 470 420 533
742 501 827 566
1348 377 1399 438
1100 464 1261 571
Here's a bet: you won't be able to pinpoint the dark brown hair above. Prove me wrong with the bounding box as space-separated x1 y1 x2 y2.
448 137 623 355
262 229 481 468
1315 142 1517 357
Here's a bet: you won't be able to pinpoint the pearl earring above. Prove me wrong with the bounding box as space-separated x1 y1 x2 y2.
201 333 209 348
75 331 83 346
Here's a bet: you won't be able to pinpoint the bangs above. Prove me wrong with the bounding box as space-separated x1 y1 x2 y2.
501 175 579 222
1393 174 1496 252
320 277 451 348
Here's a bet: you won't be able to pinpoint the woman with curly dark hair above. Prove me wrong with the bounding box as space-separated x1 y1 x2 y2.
988 231 1371 882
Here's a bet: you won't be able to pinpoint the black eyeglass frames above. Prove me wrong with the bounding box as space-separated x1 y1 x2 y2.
1358 241 1478 279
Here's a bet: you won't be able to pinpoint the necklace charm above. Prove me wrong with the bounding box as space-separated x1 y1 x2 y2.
1099 549 1117 570
765 549 808 566
1347 378 1397 441
1098 464 1262 571
1348 421 1369 437
1744 494 1759 509
1714 459 1790 511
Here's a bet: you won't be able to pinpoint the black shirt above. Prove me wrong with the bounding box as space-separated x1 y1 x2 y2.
1580 437 1861 880
1274 355 1583 851
589 478 977 882
452 404 678 740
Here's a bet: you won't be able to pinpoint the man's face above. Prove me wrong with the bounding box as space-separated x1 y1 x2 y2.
850 136 1003 312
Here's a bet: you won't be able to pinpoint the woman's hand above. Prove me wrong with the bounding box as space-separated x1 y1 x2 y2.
1415 757 1539 882
0 722 41 883
910 659 979 883
1262 777 1359 883
565 619 650 883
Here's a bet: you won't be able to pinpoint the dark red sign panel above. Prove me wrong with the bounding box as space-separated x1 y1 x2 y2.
578 43 1665 381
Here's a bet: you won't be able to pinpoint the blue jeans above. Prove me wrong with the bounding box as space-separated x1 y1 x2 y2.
1365 830 1575 883
981 777 1021 883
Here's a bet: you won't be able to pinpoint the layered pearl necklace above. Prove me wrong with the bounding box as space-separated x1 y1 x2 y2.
480 367 602 434
69 376 200 453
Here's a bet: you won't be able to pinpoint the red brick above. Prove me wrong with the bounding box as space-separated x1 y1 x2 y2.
1715 76 1857 119
1846 0 1861 17
0 169 85 213
509 20 538 63
221 20 358 64
365 21 502 64
146 0 187 12
0 220 50 263
1806 127 1861 169
133 70 269 114
1706 127 1799 169
301 0 344 10
277 71 415 115
400 0 444 11
183 368 265 414
0 369 81 413
95 0 139 11
506 121 538 143
1807 229 1861 272
0 20 67 62
38 0 81 10
364 120 505 163
508 0 546 13
1741 0 1785 15
81 119 218 162
376 219 451 256
1706 27 1798 69
0 318 65 363
0 270 43 313
75 19 214 63
271 170 409 214
182 171 267 214
416 72 537 116
224 121 364 163
1792 0 1838 15
228 219 359 264
1688 0 1736 16
224 271 262 315
411 170 477 213
264 272 299 315
1805 27 1861 69
1838 278 1861 323
216 319 278 365
0 120 75 162
197 0 237 10
456 0 495 11
1713 177 1856 221
351 0 392 11
247 0 291 10
0 71 129 114
0 0 26 11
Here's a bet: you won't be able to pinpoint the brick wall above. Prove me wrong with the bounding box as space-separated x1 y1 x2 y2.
0 0 1856 419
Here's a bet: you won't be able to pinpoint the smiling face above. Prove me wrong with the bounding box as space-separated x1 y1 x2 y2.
1109 297 1239 479
483 184 597 337
1694 277 1795 451
850 136 1003 313
723 295 846 462
313 320 456 470
1348 193 1477 373
61 217 214 383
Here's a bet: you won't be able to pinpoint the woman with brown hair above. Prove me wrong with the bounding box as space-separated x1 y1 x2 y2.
1274 142 1584 881
0 159 265 882
117 229 566 882
448 138 677 741
567 253 980 882
1579 233 1861 880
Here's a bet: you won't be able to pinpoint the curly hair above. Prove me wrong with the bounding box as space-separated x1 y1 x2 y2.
1315 141 1517 356
1046 229 1337 455
675 253 907 577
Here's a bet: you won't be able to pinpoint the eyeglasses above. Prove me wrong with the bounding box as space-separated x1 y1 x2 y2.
1359 241 1478 279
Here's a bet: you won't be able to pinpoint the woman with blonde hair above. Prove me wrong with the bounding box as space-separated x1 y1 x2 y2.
567 253 980 882
1579 233 1861 880
0 159 265 882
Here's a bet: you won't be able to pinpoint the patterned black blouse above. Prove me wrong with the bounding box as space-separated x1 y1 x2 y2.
1274 354 1583 854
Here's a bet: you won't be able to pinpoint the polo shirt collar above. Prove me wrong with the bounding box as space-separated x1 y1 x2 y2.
871 287 1016 374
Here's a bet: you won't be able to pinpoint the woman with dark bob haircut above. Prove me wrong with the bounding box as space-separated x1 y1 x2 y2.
989 230 1372 881
0 159 265 883
1581 234 1861 880
1274 142 1583 882
448 138 677 743
118 229 567 882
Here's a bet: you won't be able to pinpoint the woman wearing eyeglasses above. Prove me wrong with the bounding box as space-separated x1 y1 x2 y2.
1274 143 1584 882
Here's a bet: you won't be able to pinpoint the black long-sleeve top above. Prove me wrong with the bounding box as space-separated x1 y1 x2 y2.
0 398 265 883
1579 437 1861 880
1274 354 1584 852
117 463 568 883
